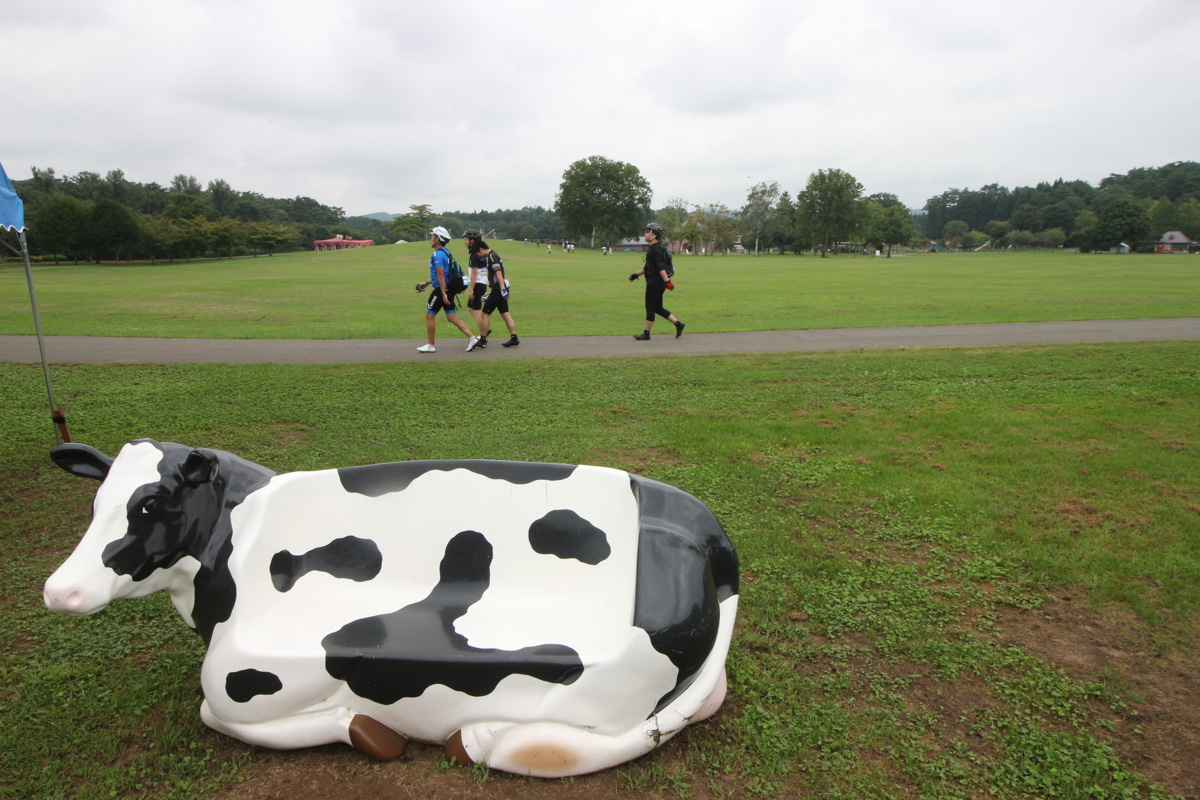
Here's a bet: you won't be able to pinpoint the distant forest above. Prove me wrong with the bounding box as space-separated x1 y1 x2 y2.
2 161 1197 264
920 161 1200 252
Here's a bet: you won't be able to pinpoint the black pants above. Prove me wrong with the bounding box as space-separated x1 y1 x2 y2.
644 282 671 323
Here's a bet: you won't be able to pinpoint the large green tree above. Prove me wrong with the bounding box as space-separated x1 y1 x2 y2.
171 174 203 195
389 203 435 242
138 215 180 265
554 156 651 248
655 196 690 249
740 180 780 255
797 168 864 257
1093 197 1151 250
31 194 90 264
765 191 806 254
874 203 918 257
208 179 237 218
87 198 141 262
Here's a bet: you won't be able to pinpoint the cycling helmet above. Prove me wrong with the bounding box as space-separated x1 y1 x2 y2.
430 226 452 243
645 222 664 236
462 228 483 239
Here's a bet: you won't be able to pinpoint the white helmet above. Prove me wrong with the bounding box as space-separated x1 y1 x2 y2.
430 226 452 243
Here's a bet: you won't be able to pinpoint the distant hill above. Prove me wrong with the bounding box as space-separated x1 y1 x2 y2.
360 212 397 222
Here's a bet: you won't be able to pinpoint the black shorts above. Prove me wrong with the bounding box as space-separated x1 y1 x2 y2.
483 288 509 316
467 283 486 310
426 290 458 315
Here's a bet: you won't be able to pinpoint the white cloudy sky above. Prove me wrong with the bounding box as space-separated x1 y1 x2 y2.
4 0 1198 217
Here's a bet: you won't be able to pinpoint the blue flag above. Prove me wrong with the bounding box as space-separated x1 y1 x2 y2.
0 160 26 232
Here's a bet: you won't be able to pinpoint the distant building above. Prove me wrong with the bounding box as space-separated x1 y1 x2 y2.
1156 231 1195 253
314 235 374 251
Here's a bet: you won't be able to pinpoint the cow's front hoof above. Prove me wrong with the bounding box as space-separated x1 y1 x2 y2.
349 714 408 761
444 730 475 766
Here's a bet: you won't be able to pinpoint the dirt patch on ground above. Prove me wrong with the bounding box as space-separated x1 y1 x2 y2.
996 593 1200 797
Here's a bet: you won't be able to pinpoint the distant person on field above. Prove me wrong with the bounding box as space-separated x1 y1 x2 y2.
414 226 479 353
628 222 683 341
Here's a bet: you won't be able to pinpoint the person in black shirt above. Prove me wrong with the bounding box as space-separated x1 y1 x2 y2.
464 231 520 349
628 223 684 340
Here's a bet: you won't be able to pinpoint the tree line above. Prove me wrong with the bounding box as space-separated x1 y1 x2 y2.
380 204 562 244
552 157 1200 257
4 168 356 264
553 157 917 258
922 161 1200 251
0 164 572 264
6 159 1197 265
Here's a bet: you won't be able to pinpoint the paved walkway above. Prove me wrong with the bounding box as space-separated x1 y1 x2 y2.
2 318 1198 364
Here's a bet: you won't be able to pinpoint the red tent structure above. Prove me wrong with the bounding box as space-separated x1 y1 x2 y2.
313 235 374 251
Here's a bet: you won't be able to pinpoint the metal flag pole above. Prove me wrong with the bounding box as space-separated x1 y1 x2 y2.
17 229 69 443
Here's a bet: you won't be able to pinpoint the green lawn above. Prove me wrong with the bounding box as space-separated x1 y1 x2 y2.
2 247 1197 339
3 342 1198 799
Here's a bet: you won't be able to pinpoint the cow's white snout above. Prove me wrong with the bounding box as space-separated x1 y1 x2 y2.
44 585 85 613
44 571 112 616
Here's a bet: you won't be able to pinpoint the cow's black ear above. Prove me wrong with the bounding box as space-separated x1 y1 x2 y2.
182 450 220 486
51 443 114 481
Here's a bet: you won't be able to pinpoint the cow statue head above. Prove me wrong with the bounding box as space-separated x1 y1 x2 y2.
44 440 274 635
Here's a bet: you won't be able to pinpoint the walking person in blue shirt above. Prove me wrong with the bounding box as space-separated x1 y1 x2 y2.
414 226 479 353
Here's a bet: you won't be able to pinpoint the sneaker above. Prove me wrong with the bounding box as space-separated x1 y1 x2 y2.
477 336 488 348
417 344 437 353
501 335 520 348
675 320 685 338
633 331 650 341
466 336 480 352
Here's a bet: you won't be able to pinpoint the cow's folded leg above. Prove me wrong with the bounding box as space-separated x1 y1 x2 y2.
200 700 357 751
349 714 408 761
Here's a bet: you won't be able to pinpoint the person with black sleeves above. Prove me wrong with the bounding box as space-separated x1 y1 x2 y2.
628 222 684 340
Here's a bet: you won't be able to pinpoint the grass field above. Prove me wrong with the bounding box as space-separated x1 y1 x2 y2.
2 246 1198 339
3 341 1199 799
2 250 1199 798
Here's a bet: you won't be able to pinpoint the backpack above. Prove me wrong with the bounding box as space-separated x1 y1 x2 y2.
664 249 675 279
441 250 466 295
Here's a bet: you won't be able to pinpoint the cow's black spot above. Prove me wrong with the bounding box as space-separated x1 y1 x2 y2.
226 669 283 702
338 460 577 498
271 536 383 592
323 530 582 704
629 475 739 715
528 509 611 565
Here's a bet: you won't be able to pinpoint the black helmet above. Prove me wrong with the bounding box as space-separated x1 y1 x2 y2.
645 222 664 236
463 228 483 239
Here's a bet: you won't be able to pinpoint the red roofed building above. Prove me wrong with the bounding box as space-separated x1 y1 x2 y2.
314 235 375 251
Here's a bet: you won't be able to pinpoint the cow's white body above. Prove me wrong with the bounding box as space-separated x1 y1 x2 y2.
45 441 739 777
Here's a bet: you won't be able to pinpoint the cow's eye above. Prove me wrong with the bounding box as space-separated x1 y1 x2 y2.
138 497 160 515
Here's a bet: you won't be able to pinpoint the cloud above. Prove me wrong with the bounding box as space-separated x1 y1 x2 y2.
4 0 1198 216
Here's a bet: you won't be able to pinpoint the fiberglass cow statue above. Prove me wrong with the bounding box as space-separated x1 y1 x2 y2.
43 439 739 777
